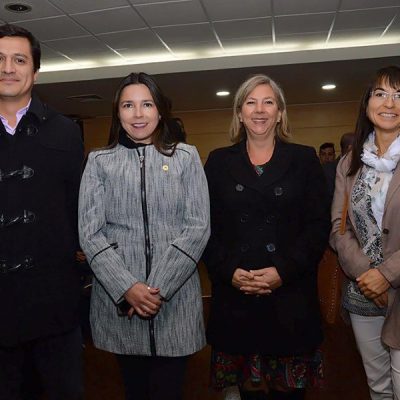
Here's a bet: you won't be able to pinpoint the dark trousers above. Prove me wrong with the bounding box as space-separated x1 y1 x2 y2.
116 354 188 400
0 327 83 400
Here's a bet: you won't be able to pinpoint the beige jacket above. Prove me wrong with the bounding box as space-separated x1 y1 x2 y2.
330 154 400 349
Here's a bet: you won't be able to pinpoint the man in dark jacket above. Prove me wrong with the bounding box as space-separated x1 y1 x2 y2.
0 24 84 399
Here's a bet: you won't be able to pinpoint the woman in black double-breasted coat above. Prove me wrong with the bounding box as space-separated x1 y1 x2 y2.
203 74 330 400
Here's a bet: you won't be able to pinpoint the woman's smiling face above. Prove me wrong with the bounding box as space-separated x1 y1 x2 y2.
239 84 281 140
118 83 160 144
367 80 400 136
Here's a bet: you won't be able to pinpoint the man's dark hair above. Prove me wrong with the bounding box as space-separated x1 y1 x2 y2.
0 24 41 72
319 142 335 152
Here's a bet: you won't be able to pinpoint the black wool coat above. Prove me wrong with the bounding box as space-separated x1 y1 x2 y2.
0 95 84 346
203 139 330 356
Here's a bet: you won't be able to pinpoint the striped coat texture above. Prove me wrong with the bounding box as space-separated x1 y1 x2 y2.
79 143 210 356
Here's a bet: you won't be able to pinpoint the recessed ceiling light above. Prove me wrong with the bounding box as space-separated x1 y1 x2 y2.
322 84 336 90
5 3 32 13
216 91 230 96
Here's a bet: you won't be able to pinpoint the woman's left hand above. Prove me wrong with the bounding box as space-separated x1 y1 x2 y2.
373 291 388 308
357 269 390 299
250 267 282 291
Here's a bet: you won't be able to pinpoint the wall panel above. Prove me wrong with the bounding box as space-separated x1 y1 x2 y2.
83 101 360 160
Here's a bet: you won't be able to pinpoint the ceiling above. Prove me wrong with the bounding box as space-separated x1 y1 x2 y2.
0 0 399 117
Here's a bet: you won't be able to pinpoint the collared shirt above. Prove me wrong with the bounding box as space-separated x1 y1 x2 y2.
0 99 31 135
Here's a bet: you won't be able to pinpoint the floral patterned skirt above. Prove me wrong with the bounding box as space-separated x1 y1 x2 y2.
210 350 323 392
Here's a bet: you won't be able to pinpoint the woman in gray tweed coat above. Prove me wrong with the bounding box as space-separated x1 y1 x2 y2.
78 72 210 400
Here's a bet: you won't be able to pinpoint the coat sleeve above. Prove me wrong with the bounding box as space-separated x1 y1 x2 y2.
78 152 139 303
202 150 241 285
146 147 210 300
378 252 400 288
329 156 370 280
376 187 400 288
271 148 331 284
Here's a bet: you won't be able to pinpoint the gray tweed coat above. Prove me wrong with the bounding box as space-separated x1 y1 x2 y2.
79 142 210 356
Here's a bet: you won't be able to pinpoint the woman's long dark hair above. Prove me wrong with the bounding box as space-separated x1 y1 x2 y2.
349 65 400 176
107 72 178 156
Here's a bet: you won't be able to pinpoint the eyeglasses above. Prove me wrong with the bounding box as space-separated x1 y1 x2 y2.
370 89 400 103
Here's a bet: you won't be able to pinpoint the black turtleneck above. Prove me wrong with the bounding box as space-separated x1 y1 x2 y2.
118 130 151 149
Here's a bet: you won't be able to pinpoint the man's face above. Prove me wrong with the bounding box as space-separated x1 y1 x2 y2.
0 36 37 104
319 147 335 164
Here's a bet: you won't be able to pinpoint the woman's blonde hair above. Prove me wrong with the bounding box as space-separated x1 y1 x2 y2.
229 74 290 143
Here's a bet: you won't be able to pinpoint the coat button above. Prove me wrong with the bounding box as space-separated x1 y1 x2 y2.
274 187 283 196
382 228 389 234
266 243 276 252
25 124 38 136
240 213 248 223
240 244 249 252
236 184 244 192
266 214 276 224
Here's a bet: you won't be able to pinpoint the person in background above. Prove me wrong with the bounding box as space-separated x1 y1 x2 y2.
0 24 84 399
79 72 210 400
319 142 336 164
203 74 330 400
331 65 400 399
339 132 355 159
323 132 355 200
168 116 187 143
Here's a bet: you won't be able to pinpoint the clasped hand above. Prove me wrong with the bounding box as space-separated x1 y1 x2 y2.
124 282 162 319
232 267 282 296
357 268 390 301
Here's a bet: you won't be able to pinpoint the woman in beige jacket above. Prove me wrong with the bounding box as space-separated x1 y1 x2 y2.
331 65 400 400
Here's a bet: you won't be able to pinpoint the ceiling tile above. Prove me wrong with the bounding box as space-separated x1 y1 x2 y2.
335 8 396 30
97 29 166 52
341 0 400 11
17 16 88 41
276 32 328 47
214 18 271 40
221 36 273 52
41 44 70 61
155 23 215 44
1 0 62 22
329 28 386 43
116 47 171 59
44 36 114 58
71 7 145 34
385 18 400 36
275 13 334 35
202 0 271 20
128 0 186 3
134 1 207 26
49 0 130 13
274 0 338 15
167 41 222 56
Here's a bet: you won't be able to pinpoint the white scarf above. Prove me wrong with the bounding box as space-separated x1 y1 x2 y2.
361 132 400 229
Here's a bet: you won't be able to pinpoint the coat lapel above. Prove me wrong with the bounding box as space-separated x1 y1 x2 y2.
227 140 293 195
